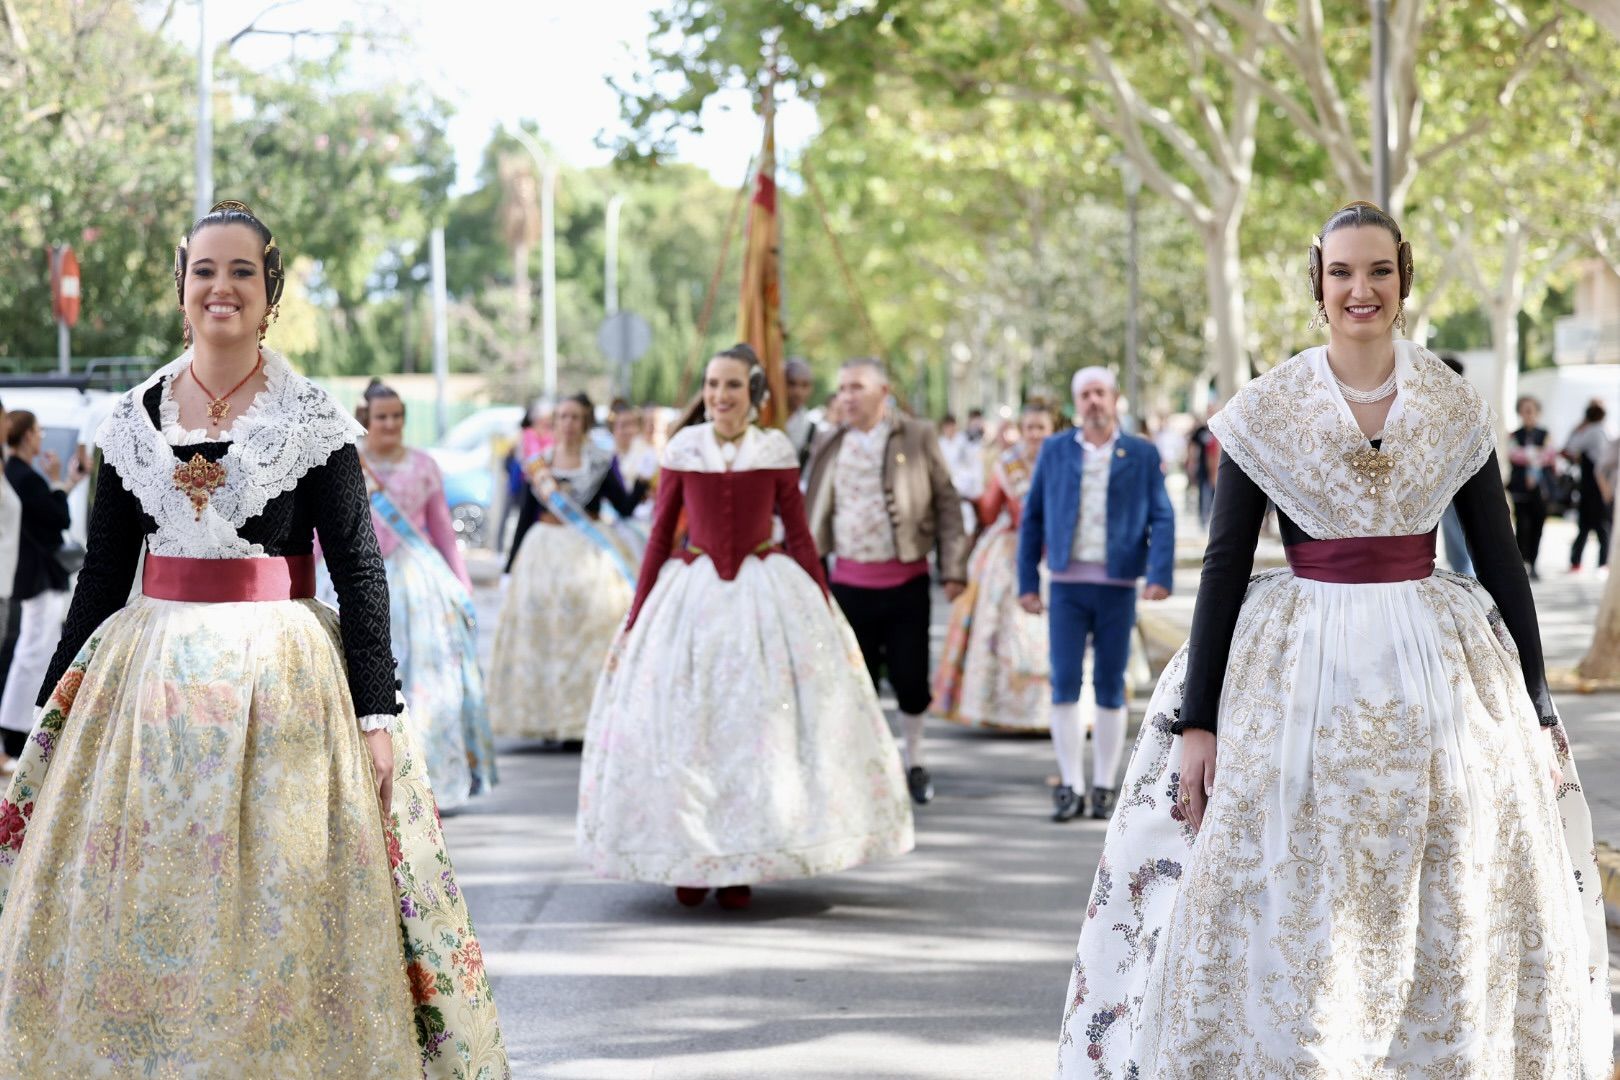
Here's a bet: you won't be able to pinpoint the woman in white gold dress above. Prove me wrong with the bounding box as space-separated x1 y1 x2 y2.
577 345 914 910
0 201 505 1077
488 392 645 742
1055 202 1610 1077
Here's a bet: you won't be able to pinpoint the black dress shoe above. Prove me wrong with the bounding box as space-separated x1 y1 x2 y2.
1051 784 1083 822
1088 787 1116 820
906 765 934 805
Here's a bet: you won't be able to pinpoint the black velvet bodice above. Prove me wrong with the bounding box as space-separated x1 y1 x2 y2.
38 380 400 720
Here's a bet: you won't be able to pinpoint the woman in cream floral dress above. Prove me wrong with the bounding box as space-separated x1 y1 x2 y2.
489 392 645 743
933 399 1057 731
1055 202 1610 1078
0 202 505 1078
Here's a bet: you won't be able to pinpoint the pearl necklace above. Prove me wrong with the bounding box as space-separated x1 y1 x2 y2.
1333 367 1398 405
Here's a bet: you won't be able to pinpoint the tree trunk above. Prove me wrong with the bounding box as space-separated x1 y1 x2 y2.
1570 0 1620 40
1485 220 1527 445
1201 208 1250 401
1577 493 1620 680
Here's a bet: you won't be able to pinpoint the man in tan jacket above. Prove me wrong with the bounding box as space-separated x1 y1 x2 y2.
804 358 968 804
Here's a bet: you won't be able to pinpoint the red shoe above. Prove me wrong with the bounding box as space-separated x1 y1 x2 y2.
674 886 710 907
716 885 752 910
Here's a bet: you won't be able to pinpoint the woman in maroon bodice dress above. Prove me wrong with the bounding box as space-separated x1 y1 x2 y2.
576 345 914 909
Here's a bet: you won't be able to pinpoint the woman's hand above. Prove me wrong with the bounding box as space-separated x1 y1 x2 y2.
1179 728 1218 832
364 728 394 815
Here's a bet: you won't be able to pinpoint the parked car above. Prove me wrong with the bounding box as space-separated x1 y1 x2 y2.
425 406 525 551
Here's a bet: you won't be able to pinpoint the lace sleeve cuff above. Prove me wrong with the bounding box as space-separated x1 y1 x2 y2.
357 713 395 733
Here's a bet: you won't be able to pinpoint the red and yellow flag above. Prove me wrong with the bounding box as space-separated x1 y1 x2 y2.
736 93 786 427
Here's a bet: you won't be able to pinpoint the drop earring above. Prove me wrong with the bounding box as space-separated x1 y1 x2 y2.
1394 304 1407 337
1306 303 1327 332
181 312 193 347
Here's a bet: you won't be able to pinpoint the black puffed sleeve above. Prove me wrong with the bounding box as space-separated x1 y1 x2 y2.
306 442 401 722
1452 450 1556 725
1174 453 1268 734
37 458 145 707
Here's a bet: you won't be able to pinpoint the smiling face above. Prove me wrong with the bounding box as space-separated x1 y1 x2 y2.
1320 225 1402 343
703 356 752 430
182 223 269 349
366 395 405 454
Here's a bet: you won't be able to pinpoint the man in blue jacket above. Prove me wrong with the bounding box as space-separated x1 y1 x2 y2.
1017 367 1174 822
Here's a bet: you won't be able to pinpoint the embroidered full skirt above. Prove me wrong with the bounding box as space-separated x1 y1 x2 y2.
1054 569 1610 1079
577 553 916 886
488 522 632 741
383 542 496 811
933 522 1051 730
0 597 508 1079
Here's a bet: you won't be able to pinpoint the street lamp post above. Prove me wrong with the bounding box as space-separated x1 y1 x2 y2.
506 126 559 402
605 193 624 317
195 0 213 218
1122 160 1142 433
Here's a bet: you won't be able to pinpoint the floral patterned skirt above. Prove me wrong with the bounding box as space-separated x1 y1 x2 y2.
384 542 496 811
578 554 915 887
933 524 1051 730
488 523 632 741
0 597 507 1079
1055 569 1611 1079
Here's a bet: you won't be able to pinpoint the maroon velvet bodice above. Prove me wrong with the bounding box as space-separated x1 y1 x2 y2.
626 466 828 628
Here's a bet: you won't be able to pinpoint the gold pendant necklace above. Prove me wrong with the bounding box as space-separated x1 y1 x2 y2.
188 351 263 427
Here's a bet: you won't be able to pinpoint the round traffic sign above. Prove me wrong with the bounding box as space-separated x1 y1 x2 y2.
597 311 652 365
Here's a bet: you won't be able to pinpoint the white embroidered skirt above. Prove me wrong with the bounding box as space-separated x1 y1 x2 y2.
488 522 633 741
577 553 916 886
1055 568 1611 1079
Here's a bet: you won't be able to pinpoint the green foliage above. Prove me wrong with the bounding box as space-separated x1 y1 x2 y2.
0 1 194 362
0 2 453 375
619 0 1620 400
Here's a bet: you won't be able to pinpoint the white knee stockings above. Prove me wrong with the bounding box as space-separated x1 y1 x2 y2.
1050 703 1084 790
1051 702 1127 792
900 711 927 770
1092 706 1126 790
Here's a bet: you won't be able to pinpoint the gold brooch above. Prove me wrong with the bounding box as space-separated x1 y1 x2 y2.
174 453 227 519
1344 445 1395 497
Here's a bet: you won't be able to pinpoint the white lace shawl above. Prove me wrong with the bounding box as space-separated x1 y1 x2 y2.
1208 340 1495 540
96 348 365 558
661 423 799 473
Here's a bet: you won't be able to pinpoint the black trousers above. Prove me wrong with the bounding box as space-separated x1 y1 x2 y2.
1572 509 1612 569
1512 491 1547 569
830 575 933 716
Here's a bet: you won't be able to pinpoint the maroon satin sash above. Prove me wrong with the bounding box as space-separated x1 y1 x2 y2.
143 554 317 603
1285 531 1437 584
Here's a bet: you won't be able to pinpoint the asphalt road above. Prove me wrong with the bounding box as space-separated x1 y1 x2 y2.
447 548 1620 1078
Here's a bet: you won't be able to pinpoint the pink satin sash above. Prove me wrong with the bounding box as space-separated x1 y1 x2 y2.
142 554 317 603
1285 531 1437 584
